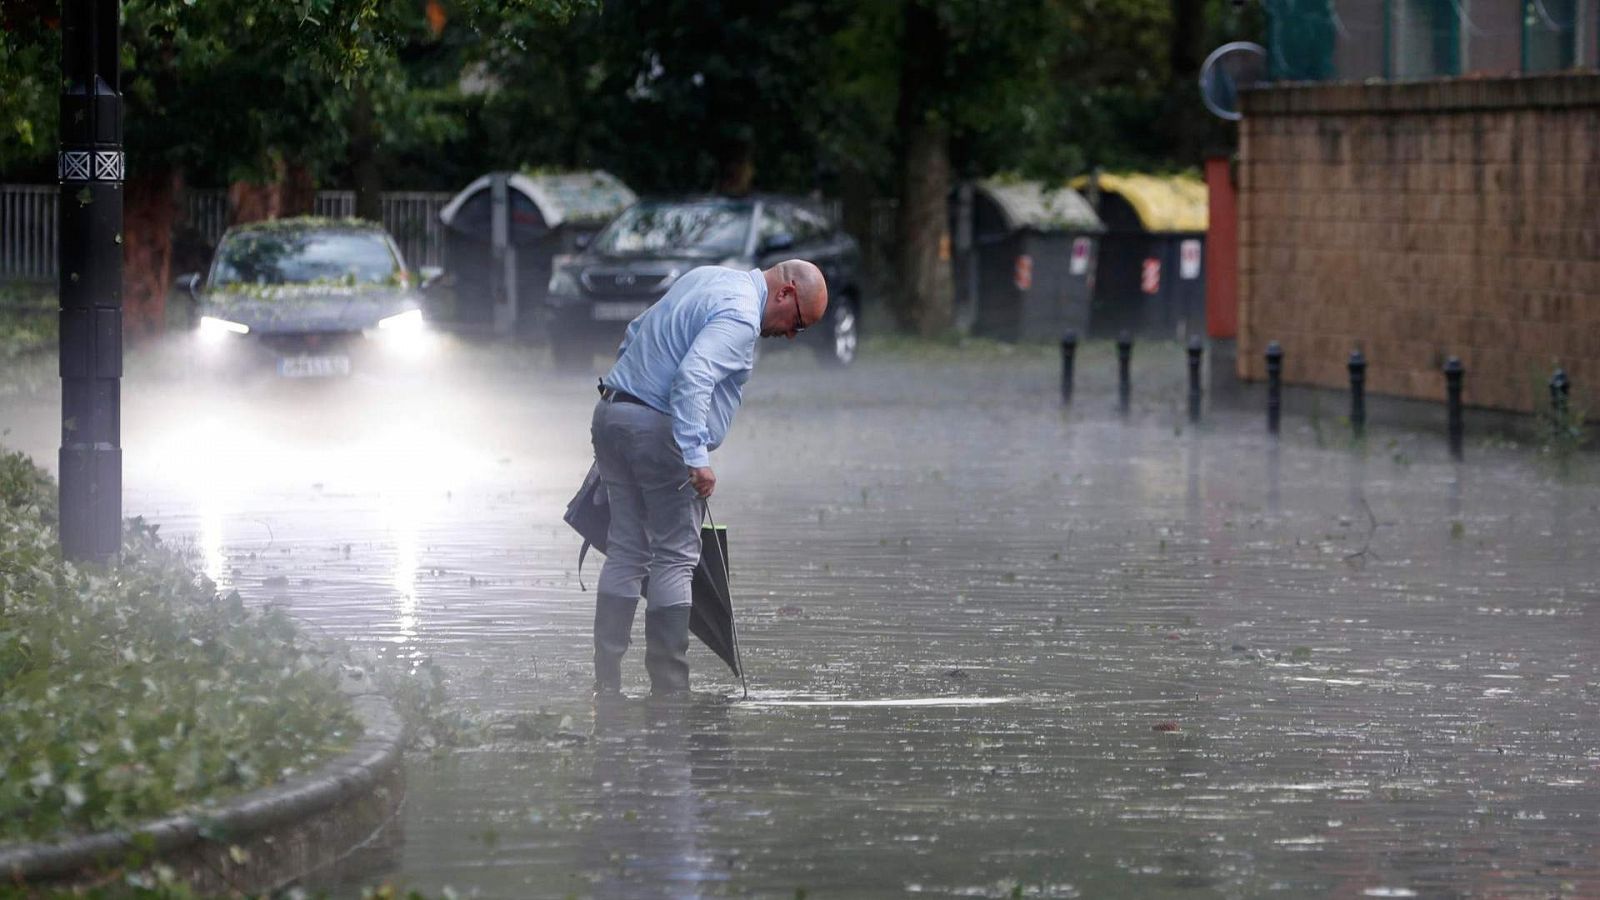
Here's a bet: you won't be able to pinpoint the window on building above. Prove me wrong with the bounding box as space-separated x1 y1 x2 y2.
1523 0 1581 71
1390 0 1461 78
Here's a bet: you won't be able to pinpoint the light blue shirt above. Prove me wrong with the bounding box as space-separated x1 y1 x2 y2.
602 266 766 468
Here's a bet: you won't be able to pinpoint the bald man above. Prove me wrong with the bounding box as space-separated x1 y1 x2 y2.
591 260 828 696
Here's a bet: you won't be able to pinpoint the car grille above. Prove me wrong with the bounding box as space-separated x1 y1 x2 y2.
580 267 680 296
259 332 360 355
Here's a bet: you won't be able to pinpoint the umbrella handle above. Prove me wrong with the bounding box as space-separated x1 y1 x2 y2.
702 499 748 701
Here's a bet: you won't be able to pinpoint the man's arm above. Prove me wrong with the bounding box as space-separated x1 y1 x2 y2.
669 312 756 472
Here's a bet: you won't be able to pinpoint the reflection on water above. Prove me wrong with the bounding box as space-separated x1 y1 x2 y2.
582 699 732 897
56 353 1600 899
197 501 229 590
743 694 1020 708
384 488 423 647
189 415 233 589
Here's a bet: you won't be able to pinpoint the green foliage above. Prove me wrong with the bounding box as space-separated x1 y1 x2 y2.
2 0 593 184
372 656 485 752
459 0 851 194
230 216 387 234
0 445 56 527
1523 366 1589 463
0 283 57 364
0 5 59 173
1539 390 1587 460
3 0 1258 195
0 449 359 844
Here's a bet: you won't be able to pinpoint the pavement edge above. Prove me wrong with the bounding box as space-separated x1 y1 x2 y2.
0 691 405 894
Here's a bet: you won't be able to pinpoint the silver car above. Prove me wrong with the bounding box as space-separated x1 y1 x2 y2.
178 218 440 379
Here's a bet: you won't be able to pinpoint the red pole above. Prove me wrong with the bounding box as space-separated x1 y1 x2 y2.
1203 155 1237 340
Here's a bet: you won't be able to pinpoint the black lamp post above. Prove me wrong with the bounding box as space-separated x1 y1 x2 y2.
58 0 124 562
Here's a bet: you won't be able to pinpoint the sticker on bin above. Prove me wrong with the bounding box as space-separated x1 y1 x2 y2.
1070 237 1091 276
1180 239 1202 280
1013 254 1033 291
593 301 651 322
1141 258 1161 295
278 355 351 378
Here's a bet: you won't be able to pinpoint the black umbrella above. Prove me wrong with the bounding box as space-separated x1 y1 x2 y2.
565 463 747 694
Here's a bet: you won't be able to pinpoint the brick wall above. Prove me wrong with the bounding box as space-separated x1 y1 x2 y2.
1237 75 1600 413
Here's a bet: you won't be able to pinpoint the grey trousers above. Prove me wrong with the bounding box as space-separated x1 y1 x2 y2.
591 397 704 610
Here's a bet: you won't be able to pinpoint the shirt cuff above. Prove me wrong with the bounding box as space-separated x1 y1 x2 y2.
682 447 710 468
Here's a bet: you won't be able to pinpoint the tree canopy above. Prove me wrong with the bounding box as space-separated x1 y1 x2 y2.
1 0 1261 332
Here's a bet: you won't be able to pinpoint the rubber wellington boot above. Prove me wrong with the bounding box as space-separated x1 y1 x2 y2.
644 604 692 696
593 596 639 696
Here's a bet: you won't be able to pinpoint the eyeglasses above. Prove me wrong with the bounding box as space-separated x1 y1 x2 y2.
792 290 808 334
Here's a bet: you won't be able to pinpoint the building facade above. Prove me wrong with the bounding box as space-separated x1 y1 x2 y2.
1236 2 1600 413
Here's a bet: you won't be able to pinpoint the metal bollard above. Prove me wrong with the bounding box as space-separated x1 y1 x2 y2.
1116 332 1133 415
1060 330 1078 404
1347 350 1367 438
1444 356 1464 461
1550 368 1570 435
1186 336 1203 424
1265 341 1283 435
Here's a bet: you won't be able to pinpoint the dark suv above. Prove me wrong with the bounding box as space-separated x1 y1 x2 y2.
544 196 862 368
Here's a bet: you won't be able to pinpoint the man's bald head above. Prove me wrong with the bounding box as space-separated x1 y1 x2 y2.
760 259 829 339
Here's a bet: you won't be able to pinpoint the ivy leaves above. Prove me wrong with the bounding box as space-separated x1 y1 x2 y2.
0 449 359 843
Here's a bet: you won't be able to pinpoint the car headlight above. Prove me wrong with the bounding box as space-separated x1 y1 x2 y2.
373 308 433 360
198 315 249 343
377 309 425 332
548 269 581 300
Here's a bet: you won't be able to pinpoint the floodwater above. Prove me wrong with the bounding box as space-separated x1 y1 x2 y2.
4 337 1600 898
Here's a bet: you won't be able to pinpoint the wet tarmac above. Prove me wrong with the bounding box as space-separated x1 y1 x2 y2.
3 337 1599 898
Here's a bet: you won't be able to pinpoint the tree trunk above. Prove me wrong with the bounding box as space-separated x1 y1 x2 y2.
839 162 878 286
279 160 316 217
890 0 954 336
121 166 182 337
713 138 755 196
893 116 955 336
226 155 312 225
227 177 279 225
350 83 383 222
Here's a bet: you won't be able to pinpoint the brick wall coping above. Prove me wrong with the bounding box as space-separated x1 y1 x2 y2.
0 692 402 884
1242 72 1600 116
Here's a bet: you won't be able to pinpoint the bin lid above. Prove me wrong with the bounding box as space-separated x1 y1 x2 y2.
974 178 1105 233
1069 173 1208 233
439 169 637 232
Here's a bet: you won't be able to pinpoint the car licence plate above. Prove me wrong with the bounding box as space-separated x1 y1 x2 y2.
592 301 650 322
277 354 352 378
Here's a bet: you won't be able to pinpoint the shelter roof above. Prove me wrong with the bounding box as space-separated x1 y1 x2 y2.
974 178 1104 233
439 170 637 230
1069 173 1209 232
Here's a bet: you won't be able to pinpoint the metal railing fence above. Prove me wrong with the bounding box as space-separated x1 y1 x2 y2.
2 185 451 281
183 190 228 248
380 192 449 270
1 186 59 282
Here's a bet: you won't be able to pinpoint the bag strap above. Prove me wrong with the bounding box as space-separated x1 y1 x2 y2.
577 538 592 592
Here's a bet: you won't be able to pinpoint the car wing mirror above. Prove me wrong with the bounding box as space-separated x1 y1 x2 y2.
173 272 201 299
763 232 795 253
418 266 444 289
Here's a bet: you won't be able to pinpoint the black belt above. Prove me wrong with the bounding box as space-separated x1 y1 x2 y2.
598 382 653 409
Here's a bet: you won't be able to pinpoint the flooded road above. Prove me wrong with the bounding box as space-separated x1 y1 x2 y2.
4 338 1599 897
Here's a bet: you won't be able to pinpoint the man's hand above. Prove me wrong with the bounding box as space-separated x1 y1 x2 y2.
688 466 716 498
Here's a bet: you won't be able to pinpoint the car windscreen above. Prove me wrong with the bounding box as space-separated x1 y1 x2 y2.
590 202 753 257
210 230 400 287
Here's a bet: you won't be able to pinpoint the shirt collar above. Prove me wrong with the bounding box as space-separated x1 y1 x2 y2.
749 268 768 313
